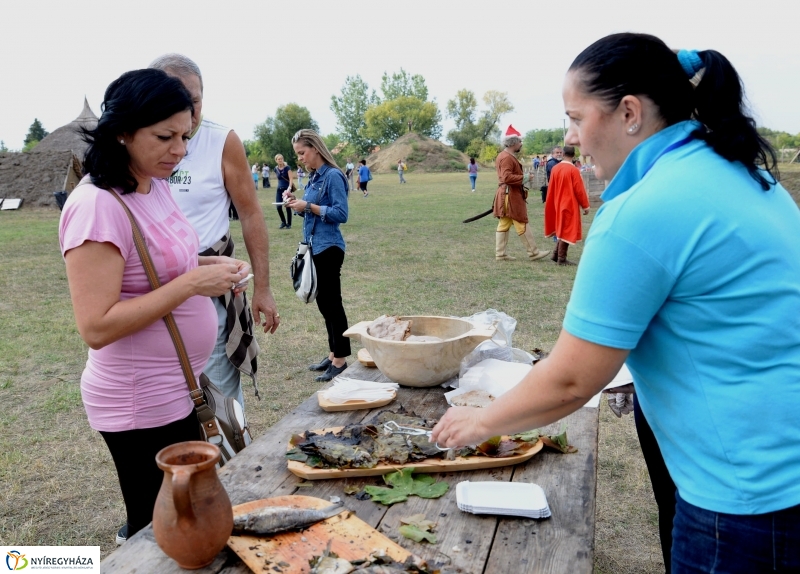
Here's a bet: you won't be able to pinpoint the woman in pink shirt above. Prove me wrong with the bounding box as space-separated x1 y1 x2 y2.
59 69 249 544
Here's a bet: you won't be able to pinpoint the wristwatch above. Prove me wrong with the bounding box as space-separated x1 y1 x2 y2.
304 203 312 214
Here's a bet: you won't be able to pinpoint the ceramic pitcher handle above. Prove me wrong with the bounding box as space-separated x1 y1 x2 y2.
172 470 195 526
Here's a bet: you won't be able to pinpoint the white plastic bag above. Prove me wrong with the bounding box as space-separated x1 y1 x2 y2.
290 242 317 303
458 309 535 379
456 358 532 397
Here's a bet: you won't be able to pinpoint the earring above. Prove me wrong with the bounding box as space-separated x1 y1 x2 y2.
119 139 125 145
628 124 639 134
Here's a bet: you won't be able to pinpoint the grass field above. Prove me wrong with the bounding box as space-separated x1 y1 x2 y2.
9 165 797 572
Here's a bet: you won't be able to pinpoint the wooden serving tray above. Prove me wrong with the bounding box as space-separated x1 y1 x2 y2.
357 348 377 367
317 391 397 412
287 427 544 480
227 496 410 574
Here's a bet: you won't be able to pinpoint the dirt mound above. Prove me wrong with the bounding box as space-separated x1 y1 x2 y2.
0 150 83 208
367 133 471 173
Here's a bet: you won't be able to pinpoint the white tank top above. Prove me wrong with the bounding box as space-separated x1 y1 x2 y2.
168 118 232 252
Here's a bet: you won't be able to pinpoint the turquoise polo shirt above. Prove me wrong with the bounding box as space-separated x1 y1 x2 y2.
564 121 800 514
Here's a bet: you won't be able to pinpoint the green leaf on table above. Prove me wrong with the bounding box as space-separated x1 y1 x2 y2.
399 513 437 531
541 423 578 454
399 524 437 543
285 447 308 462
411 479 450 499
510 429 541 442
384 467 416 491
363 468 450 505
399 513 437 543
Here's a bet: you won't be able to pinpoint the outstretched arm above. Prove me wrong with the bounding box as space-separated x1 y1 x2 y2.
431 330 628 447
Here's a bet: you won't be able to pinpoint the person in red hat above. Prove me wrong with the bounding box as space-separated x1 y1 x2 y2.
544 145 590 265
492 125 550 261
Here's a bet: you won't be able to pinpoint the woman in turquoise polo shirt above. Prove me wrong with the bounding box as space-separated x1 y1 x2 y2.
432 33 800 573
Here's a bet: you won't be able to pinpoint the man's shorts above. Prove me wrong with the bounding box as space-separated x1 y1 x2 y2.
359 181 368 191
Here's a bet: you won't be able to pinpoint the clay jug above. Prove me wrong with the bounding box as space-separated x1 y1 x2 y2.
153 441 233 569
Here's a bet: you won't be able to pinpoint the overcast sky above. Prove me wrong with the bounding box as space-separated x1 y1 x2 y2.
1 0 798 150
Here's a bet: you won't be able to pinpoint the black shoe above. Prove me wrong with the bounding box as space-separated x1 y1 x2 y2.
308 357 332 371
315 362 348 382
115 524 128 545
285 225 292 229
279 223 287 229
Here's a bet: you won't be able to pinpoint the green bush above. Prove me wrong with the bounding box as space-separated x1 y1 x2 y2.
479 143 499 164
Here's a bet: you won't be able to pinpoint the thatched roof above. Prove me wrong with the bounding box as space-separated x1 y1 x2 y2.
35 97 98 158
0 150 82 208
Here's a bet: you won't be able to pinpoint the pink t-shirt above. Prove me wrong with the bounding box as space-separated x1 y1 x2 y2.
59 178 217 432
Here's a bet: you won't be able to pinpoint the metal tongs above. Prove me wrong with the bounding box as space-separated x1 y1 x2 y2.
382 420 451 451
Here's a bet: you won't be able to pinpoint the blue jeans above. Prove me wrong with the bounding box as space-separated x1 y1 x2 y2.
672 493 800 573
469 174 477 189
398 171 406 183
203 297 244 407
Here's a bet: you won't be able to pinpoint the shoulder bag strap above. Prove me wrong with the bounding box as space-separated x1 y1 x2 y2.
106 191 205 409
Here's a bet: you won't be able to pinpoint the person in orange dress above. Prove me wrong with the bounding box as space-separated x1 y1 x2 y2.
544 145 590 265
492 125 550 262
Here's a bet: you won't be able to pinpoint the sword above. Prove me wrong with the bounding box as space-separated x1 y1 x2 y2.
462 208 494 223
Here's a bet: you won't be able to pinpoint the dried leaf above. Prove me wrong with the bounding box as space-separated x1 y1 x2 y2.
399 513 437 531
476 435 502 456
399 524 437 543
343 484 363 495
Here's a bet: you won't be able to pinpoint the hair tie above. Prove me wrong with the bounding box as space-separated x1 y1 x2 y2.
677 49 704 78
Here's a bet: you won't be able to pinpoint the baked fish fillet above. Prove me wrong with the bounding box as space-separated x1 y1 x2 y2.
233 502 346 535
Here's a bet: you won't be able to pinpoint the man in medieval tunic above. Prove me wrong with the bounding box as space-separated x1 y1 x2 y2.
492 125 550 262
544 146 590 265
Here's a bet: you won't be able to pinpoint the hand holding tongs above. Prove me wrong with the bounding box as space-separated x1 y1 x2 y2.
382 420 451 451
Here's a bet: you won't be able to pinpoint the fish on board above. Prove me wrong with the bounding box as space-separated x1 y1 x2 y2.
232 501 346 535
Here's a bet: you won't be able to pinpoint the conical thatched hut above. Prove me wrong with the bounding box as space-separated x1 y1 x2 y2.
35 97 98 159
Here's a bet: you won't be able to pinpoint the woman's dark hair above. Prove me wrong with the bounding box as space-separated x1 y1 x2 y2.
569 33 777 190
470 157 476 164
82 69 193 194
360 159 366 165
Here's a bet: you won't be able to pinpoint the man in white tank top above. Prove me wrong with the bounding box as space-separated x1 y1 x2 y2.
150 54 279 408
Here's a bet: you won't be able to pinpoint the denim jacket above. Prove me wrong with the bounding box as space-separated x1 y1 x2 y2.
300 164 348 254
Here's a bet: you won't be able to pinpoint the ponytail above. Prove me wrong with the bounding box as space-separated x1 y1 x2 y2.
691 50 777 190
570 34 778 191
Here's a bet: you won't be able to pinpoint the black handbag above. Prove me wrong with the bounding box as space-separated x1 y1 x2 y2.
108 191 252 465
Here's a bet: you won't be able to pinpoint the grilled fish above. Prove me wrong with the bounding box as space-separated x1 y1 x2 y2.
232 502 346 535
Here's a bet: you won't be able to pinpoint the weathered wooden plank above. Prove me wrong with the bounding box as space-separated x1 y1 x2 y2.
103 360 600 574
100 527 230 573
378 467 514 574
483 407 600 574
101 382 366 572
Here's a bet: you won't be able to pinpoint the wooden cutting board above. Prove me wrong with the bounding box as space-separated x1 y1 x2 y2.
317 390 397 412
287 427 544 480
357 348 377 367
228 496 411 574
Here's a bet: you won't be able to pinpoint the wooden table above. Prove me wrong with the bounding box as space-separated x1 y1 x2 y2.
102 362 600 574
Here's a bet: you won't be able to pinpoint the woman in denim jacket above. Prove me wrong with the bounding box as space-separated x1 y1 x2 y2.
284 130 351 382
